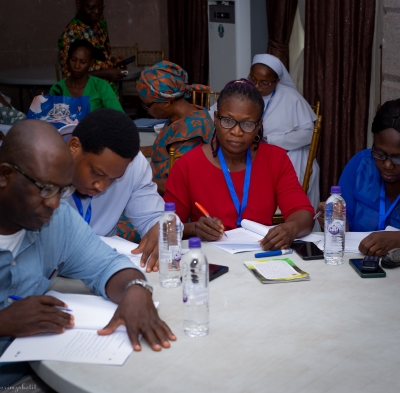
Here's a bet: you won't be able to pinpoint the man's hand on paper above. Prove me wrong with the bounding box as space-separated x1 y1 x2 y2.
359 231 400 256
0 296 74 337
131 222 159 273
260 223 296 250
98 284 176 351
193 217 224 241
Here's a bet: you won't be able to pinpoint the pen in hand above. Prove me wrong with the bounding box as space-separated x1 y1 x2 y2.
195 202 228 237
313 211 322 220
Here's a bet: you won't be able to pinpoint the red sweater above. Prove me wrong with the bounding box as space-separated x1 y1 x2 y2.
164 143 314 230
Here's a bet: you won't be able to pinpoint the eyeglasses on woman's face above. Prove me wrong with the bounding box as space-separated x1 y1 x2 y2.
371 148 400 165
247 74 278 89
141 101 155 112
13 165 76 199
217 116 260 133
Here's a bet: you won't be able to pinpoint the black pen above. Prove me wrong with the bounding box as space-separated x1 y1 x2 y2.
48 262 65 280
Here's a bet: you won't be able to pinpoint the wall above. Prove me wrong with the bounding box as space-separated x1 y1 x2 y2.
0 0 168 109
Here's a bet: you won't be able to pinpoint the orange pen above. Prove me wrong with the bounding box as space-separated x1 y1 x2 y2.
195 202 227 237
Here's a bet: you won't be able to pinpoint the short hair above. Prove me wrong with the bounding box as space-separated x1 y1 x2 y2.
68 39 96 60
372 99 400 134
72 108 140 159
212 78 264 156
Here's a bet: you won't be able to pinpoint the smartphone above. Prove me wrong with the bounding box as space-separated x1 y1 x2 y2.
361 256 380 272
291 241 324 260
209 263 229 281
115 55 136 68
349 259 386 278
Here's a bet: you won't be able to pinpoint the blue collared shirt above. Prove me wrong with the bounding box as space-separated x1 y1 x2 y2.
0 201 138 386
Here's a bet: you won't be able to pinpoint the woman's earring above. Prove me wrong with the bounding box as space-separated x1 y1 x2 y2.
253 135 261 143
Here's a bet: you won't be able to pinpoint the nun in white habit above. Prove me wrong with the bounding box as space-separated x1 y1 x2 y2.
209 54 320 213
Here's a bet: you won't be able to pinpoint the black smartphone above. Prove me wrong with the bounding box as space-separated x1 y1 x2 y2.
209 263 229 281
349 259 386 278
115 55 136 68
291 241 324 260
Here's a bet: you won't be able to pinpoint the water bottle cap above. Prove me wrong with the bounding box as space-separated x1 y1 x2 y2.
164 202 176 211
188 237 201 248
331 186 341 194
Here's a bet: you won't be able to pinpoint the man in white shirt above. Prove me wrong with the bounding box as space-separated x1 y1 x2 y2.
64 108 165 272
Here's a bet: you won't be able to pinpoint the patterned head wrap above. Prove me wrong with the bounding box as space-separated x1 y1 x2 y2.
136 61 211 103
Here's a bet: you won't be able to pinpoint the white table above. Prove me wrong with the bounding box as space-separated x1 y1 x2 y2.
31 243 400 393
0 65 142 111
138 130 157 147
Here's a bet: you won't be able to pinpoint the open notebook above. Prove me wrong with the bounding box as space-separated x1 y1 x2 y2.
0 291 160 365
211 219 324 254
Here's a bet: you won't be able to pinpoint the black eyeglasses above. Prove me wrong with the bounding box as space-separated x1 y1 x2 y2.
217 116 260 133
141 101 155 111
371 148 400 165
248 74 278 88
13 165 76 199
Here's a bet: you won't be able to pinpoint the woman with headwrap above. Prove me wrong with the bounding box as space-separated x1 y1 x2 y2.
137 61 214 195
209 54 319 213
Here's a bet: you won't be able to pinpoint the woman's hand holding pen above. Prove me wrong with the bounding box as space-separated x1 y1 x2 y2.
0 296 74 338
194 216 225 241
316 202 326 228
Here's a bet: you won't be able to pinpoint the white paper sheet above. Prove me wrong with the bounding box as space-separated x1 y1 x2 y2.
0 292 160 365
0 329 133 365
253 260 301 279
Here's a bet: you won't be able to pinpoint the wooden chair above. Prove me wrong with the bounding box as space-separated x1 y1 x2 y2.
134 44 164 67
111 46 137 61
169 146 183 172
191 91 220 110
272 101 322 225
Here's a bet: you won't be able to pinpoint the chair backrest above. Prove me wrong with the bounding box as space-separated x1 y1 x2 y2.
168 146 184 172
111 46 137 60
191 91 220 110
134 44 164 67
311 101 321 116
302 114 322 194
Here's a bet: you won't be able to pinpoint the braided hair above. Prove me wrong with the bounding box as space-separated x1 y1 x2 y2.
372 99 400 134
211 78 265 156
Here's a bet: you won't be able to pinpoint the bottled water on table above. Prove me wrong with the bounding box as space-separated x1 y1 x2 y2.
159 202 183 288
182 237 209 337
324 186 346 265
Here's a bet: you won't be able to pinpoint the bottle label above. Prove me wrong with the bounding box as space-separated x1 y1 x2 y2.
159 249 172 264
328 219 344 235
169 245 181 263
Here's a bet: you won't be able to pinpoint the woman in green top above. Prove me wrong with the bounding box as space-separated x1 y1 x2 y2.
50 39 123 113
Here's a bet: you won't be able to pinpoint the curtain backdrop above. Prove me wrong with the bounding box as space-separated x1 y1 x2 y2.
266 0 298 70
304 0 376 201
167 0 209 85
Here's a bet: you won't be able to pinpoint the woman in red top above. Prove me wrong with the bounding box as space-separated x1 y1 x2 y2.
164 79 314 250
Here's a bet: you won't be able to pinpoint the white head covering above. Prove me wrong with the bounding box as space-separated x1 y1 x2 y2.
252 54 297 90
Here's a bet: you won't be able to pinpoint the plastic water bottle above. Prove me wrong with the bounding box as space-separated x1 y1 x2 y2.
324 186 346 265
181 237 209 337
159 202 183 288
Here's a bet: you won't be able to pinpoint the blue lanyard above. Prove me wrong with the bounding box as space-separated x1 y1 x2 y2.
262 88 276 119
378 181 400 230
72 193 93 225
218 148 252 226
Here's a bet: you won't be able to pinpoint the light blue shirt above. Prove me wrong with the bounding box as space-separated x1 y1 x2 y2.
0 201 138 386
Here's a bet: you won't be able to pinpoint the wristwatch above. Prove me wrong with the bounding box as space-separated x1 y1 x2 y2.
125 279 153 296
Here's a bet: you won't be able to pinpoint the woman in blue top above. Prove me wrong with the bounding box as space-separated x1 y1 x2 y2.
318 99 400 257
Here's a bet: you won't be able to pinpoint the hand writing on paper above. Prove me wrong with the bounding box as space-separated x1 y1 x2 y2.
98 285 176 351
359 231 400 256
0 296 74 338
194 216 225 241
316 202 326 228
131 222 159 273
260 223 296 251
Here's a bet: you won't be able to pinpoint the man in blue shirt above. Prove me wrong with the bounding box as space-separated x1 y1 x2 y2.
0 120 175 387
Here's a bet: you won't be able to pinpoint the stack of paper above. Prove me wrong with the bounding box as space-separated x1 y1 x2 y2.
211 219 324 254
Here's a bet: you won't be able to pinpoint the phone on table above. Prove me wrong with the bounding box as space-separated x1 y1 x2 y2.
115 55 136 68
291 241 324 260
349 258 386 278
209 264 229 281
